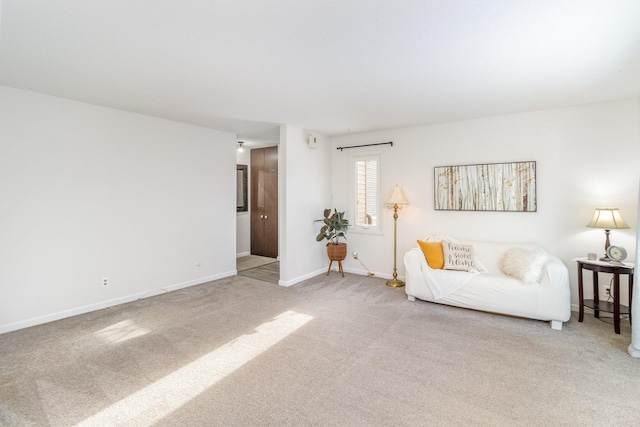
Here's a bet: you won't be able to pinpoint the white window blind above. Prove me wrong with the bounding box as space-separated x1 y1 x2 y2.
353 155 380 232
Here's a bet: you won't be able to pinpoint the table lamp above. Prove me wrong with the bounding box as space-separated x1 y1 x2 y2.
586 207 630 261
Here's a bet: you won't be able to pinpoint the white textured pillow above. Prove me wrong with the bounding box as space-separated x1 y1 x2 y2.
500 247 549 284
442 240 477 271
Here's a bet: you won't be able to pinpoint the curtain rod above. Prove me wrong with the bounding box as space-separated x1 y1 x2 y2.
336 141 393 151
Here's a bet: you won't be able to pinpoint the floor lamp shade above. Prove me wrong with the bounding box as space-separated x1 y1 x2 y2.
386 185 409 287
386 185 409 207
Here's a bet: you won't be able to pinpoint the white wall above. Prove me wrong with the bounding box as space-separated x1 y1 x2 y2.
236 147 251 256
331 97 639 308
630 177 640 357
279 125 332 286
0 86 237 333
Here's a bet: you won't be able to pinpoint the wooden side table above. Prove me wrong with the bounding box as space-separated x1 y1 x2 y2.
575 258 634 334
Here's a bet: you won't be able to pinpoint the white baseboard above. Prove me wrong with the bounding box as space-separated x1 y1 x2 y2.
342 267 403 281
278 268 326 287
279 265 403 284
0 271 236 335
236 252 251 258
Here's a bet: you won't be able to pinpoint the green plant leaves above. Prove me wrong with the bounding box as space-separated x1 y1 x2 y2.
316 208 349 245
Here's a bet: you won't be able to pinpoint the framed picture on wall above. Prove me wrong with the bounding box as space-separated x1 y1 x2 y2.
237 164 248 212
434 161 536 212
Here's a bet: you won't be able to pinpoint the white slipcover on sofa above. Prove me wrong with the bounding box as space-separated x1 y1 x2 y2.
404 237 572 330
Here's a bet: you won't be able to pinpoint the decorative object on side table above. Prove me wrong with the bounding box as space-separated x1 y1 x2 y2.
385 185 409 287
606 245 628 264
586 207 630 261
316 208 349 277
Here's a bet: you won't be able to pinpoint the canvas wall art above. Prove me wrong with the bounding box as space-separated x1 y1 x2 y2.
434 161 536 212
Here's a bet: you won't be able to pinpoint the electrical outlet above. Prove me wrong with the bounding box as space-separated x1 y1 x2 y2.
605 287 610 296
102 277 109 287
353 252 358 259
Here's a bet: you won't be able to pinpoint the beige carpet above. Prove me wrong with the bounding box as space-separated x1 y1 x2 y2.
1 273 639 426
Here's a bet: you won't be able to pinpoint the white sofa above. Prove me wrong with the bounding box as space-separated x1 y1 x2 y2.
404 237 572 330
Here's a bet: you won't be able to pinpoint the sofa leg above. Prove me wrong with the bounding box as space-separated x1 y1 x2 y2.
550 320 563 330
407 295 415 302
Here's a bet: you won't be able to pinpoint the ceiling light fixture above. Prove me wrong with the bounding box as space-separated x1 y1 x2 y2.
237 141 244 153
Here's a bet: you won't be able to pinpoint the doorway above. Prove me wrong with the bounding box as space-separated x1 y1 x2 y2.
250 146 278 258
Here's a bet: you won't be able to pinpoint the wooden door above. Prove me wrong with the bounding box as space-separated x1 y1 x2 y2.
250 146 278 258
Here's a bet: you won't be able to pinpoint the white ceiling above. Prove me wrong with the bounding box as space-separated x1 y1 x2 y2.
1 1 639 141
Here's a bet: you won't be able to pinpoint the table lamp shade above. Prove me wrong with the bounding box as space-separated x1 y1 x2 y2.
586 208 630 229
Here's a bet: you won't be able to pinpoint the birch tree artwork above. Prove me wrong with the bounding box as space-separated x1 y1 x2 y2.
434 161 536 212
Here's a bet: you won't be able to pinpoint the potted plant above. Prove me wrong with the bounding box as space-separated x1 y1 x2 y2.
316 208 349 263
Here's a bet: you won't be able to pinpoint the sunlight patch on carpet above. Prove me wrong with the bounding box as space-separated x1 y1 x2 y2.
77 310 313 426
94 319 150 344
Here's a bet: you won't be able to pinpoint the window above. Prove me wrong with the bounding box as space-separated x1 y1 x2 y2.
352 155 381 233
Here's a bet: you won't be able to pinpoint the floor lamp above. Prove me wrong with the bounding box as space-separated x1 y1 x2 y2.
385 185 409 287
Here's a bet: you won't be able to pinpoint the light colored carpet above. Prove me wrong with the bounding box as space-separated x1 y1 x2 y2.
236 255 277 272
1 273 639 426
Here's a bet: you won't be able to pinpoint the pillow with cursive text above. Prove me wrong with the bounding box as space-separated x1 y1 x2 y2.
442 240 477 271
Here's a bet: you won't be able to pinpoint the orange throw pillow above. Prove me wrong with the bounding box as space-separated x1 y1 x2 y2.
417 240 444 269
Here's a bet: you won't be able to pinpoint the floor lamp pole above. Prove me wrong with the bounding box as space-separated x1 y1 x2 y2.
386 203 404 288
